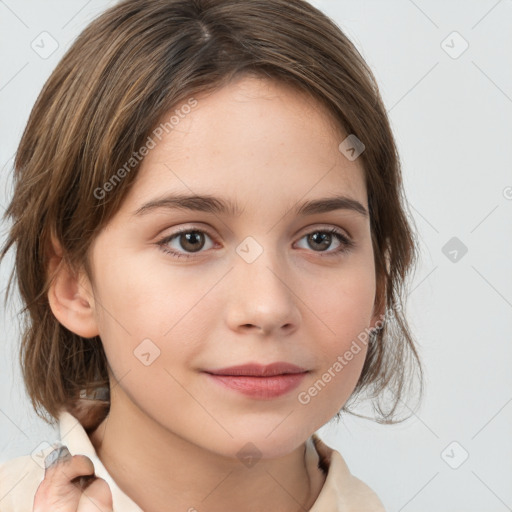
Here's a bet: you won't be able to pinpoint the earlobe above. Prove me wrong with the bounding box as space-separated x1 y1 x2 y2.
47 237 99 339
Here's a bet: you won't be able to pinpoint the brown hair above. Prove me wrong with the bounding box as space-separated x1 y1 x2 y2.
1 0 423 431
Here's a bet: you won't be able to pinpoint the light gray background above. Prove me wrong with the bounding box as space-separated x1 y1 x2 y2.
1 1 511 511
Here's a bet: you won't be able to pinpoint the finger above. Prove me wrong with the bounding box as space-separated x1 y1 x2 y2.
33 454 83 512
77 477 114 512
34 451 106 512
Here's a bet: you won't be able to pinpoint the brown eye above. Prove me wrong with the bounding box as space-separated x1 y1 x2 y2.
177 231 205 253
158 228 215 259
307 232 333 251
296 228 354 256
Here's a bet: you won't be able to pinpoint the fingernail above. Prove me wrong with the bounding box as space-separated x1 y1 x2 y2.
44 444 72 469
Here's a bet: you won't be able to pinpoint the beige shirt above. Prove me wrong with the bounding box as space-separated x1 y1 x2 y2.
0 411 386 511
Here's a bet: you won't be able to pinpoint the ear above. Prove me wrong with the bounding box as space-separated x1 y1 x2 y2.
369 246 390 332
47 235 99 338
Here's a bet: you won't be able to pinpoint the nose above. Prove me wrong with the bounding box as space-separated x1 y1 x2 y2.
224 246 300 336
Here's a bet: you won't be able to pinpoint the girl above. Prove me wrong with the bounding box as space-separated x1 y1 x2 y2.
0 0 423 510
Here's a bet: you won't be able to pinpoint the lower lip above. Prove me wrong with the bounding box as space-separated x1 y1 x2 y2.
204 372 308 399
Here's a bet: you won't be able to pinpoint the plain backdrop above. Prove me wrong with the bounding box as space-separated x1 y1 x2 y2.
1 1 511 511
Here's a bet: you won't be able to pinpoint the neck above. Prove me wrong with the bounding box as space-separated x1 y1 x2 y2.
89 386 326 512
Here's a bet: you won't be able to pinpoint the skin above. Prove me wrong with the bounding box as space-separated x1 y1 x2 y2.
47 75 384 512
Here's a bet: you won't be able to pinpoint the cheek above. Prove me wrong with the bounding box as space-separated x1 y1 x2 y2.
315 255 377 340
304 260 376 398
91 252 217 377
94 248 205 333
298 296 372 419
90 261 208 417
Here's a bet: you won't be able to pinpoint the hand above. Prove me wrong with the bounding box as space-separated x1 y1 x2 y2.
33 444 113 512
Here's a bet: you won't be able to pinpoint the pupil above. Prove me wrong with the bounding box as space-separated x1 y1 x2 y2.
310 232 330 251
182 232 204 252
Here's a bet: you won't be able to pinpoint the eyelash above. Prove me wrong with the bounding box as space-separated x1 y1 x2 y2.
157 226 355 260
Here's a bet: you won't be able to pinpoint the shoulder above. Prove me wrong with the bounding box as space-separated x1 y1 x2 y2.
311 433 387 511
0 455 45 511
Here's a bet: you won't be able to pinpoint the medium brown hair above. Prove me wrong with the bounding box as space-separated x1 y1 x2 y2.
1 0 423 431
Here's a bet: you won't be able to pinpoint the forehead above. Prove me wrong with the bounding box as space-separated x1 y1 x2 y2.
119 76 367 218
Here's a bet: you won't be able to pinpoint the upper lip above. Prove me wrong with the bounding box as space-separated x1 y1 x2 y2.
204 362 308 377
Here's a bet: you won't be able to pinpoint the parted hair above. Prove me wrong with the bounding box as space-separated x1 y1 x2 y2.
1 0 423 432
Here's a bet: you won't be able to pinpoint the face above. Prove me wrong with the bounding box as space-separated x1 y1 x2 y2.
81 75 381 458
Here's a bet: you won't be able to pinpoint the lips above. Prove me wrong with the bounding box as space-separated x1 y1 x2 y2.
203 362 309 399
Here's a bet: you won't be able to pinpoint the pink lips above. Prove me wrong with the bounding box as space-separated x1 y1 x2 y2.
203 362 308 399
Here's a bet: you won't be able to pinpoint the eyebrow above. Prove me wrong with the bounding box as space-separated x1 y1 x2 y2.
131 193 368 218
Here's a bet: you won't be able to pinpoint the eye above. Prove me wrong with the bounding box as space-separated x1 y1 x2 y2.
157 228 215 259
295 228 354 256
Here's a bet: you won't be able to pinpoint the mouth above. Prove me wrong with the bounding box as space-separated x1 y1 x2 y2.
202 362 309 399
203 361 308 377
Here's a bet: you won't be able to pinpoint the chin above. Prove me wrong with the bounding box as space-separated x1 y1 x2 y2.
212 426 310 461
